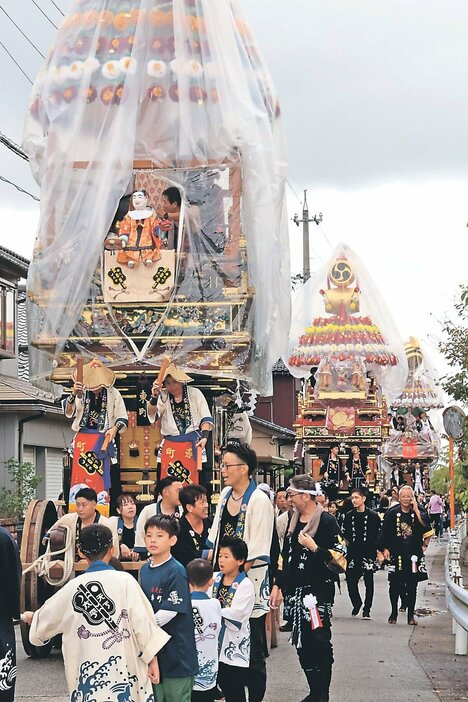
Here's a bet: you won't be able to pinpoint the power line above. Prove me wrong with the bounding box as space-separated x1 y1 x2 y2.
286 178 302 204
0 41 33 84
0 5 45 58
30 0 58 28
318 224 333 250
0 175 39 202
0 133 29 161
48 0 64 16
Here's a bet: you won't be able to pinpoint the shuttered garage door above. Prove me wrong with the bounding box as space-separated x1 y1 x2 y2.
45 448 64 501
23 445 36 470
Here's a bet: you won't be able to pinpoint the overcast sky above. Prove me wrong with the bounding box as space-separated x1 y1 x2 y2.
1 0 468 378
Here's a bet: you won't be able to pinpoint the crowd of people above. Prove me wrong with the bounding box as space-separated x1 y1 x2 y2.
0 438 446 702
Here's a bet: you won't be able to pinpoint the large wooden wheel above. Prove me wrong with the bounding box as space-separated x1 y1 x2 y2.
20 499 58 658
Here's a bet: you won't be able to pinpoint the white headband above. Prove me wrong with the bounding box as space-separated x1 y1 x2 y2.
287 488 317 496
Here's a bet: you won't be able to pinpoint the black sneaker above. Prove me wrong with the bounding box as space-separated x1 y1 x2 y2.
279 622 293 632
351 606 361 616
362 611 371 619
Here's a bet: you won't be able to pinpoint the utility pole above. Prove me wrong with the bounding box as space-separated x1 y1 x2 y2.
293 190 323 281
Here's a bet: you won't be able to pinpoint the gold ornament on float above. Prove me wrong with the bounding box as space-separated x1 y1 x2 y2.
329 259 355 287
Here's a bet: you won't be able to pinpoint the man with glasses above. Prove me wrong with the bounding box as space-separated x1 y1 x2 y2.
270 475 347 702
207 442 274 702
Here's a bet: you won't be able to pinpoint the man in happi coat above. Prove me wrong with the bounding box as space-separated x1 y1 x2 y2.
23 525 169 702
47 487 119 567
377 485 433 625
147 363 213 485
207 443 274 702
0 527 21 702
342 487 381 619
64 360 128 515
270 475 347 702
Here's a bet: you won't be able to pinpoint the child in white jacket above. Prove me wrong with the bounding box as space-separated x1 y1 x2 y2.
212 537 255 702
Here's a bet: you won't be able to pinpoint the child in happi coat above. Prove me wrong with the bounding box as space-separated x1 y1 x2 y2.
212 537 255 702
140 515 198 702
22 525 169 702
187 559 222 702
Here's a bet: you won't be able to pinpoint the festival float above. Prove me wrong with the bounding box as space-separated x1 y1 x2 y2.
288 243 407 499
381 336 443 488
19 0 290 656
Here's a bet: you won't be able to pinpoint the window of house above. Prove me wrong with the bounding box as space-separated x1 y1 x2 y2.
0 283 16 356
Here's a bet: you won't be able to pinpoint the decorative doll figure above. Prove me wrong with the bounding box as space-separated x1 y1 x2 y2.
352 359 365 390
117 190 161 268
318 357 332 390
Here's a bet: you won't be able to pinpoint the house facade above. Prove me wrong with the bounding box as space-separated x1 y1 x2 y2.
0 246 73 501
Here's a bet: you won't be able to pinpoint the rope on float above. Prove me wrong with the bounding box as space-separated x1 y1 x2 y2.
22 526 75 587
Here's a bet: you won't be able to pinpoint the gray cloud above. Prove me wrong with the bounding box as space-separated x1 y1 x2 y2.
2 0 468 212
244 0 468 187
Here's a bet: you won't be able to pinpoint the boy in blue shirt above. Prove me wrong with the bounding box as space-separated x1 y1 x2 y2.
140 515 198 702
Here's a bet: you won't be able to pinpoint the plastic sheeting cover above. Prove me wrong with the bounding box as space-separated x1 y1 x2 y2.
286 242 408 404
391 336 445 410
23 0 290 394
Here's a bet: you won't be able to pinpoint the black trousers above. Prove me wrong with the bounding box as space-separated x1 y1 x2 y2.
346 567 375 613
389 573 418 619
191 688 216 702
217 663 247 702
246 614 268 702
296 618 334 702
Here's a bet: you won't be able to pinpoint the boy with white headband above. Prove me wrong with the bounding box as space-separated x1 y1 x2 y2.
270 475 347 702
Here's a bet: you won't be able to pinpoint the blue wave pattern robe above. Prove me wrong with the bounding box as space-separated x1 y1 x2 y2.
29 562 169 701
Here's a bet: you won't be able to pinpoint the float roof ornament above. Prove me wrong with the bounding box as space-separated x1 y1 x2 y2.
286 242 407 403
23 0 290 394
391 337 444 410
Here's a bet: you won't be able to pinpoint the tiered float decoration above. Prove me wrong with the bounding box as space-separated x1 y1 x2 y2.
20 0 290 654
382 336 443 483
23 0 289 491
288 244 407 494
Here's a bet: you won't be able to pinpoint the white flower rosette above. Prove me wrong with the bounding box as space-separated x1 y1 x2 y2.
101 60 121 80
303 594 323 630
147 59 167 78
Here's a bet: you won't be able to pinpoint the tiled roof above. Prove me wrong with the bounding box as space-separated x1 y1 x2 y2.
0 374 61 411
251 415 295 438
0 246 29 278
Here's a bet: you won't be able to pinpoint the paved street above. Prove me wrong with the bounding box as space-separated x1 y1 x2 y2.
15 540 468 702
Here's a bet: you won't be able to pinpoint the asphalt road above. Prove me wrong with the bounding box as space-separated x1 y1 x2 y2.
15 539 468 702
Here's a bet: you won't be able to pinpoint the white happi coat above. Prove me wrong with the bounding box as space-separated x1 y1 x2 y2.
208 486 274 617
29 566 169 702
65 386 128 434
50 512 120 560
214 573 255 668
155 386 213 436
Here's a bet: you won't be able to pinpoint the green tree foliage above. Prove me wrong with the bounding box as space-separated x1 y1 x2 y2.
0 459 42 519
439 284 468 403
430 445 468 512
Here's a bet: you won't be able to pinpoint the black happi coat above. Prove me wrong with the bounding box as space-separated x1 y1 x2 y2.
0 527 21 702
342 507 381 566
376 504 433 579
277 511 345 600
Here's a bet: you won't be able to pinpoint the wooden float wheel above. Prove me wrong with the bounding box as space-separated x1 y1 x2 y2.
20 499 58 658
